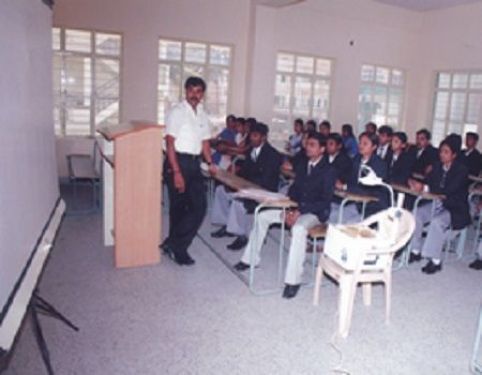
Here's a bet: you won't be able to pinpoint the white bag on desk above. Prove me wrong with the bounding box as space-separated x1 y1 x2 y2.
324 224 378 271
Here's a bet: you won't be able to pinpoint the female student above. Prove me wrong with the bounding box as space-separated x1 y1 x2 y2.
286 118 304 155
341 123 358 158
408 137 471 274
387 131 415 186
329 132 388 223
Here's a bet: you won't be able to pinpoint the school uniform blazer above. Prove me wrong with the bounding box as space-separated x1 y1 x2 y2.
329 151 353 184
426 160 471 230
239 142 282 212
346 154 389 216
462 148 481 177
288 158 336 223
387 151 416 186
411 144 438 175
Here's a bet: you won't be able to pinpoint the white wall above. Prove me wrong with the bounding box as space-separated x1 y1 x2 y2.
0 0 59 315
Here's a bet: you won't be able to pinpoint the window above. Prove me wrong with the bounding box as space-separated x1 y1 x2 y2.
358 64 405 132
431 71 482 147
157 38 232 134
273 52 333 146
53 27 122 136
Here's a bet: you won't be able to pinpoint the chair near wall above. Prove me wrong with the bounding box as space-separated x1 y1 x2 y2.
313 208 415 338
66 140 102 213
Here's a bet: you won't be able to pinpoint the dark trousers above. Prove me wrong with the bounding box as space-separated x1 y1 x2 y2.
164 154 207 256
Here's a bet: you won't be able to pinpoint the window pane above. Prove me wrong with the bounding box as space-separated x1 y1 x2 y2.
449 92 466 122
467 93 482 123
376 67 389 84
65 29 92 53
432 120 446 147
53 54 63 135
95 33 121 56
447 122 463 134
271 114 290 150
206 67 229 133
437 73 451 89
185 43 206 63
296 56 314 74
316 59 331 76
312 79 330 120
373 86 388 123
391 69 404 86
452 73 468 89
469 74 482 89
63 56 92 135
277 53 295 73
292 76 312 116
158 64 181 123
182 64 204 83
94 58 120 126
52 28 61 50
361 65 375 82
388 87 403 117
274 74 292 113
358 84 374 127
210 45 231 66
433 92 449 120
159 40 182 61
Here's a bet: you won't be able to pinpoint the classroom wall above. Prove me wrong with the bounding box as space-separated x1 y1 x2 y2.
0 0 59 314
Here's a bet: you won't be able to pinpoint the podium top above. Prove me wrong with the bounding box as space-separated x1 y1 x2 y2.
97 121 164 141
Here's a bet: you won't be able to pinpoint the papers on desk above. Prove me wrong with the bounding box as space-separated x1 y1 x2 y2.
233 188 288 203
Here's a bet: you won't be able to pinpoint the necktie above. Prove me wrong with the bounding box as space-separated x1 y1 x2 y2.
308 163 313 176
440 169 448 189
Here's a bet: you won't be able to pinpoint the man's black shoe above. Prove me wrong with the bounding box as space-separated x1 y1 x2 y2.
227 236 248 250
408 252 422 264
163 246 195 266
421 260 442 274
468 259 482 270
282 284 301 299
233 261 250 271
211 226 234 238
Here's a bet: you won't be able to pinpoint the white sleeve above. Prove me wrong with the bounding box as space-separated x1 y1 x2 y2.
165 107 181 139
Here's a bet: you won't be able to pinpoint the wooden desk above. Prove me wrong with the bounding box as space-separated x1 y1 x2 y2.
390 183 445 201
334 189 378 223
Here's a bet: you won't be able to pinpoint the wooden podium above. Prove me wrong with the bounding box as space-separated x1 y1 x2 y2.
98 121 163 268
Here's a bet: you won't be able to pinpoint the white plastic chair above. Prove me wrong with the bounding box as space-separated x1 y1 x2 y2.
313 208 415 338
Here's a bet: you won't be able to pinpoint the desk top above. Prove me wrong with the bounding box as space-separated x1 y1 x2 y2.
97 121 163 141
334 189 378 203
390 183 445 201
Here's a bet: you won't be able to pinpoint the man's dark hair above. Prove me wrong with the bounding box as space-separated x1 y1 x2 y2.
342 124 354 137
378 125 393 136
246 117 257 129
359 131 379 147
226 114 236 122
466 132 479 142
444 133 462 154
294 118 304 127
319 120 331 130
365 122 377 133
184 76 206 92
393 131 408 144
306 120 317 130
307 131 327 148
250 122 269 136
236 117 246 124
416 128 431 140
440 137 461 155
327 132 343 146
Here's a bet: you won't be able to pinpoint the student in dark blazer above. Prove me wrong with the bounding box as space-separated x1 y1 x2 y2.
329 132 389 223
386 131 415 186
410 128 438 176
235 132 336 299
211 122 282 250
408 137 471 274
326 133 353 185
462 132 481 177
377 125 393 163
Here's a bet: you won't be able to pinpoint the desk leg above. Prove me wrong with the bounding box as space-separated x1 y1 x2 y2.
338 198 349 224
403 196 423 267
248 205 262 291
278 208 286 285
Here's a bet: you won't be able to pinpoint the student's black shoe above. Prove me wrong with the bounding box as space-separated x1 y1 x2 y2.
408 252 422 264
164 247 195 266
421 260 442 274
211 226 234 238
282 284 301 299
227 236 248 251
468 259 482 270
180 252 195 266
233 261 250 271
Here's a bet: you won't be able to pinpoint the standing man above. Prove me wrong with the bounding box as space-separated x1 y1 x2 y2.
162 77 216 265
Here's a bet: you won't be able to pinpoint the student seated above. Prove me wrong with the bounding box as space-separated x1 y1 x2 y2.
233 132 336 299
469 241 482 270
462 132 481 177
326 132 352 185
329 132 388 224
319 120 331 138
286 118 304 155
211 122 282 250
410 128 438 177
282 131 310 173
408 137 471 274
305 119 317 133
211 114 237 168
341 123 358 158
365 121 377 135
377 125 393 162
387 131 415 186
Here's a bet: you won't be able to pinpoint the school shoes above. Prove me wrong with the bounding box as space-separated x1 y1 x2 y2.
211 226 234 238
408 252 422 264
422 260 442 274
163 245 195 266
469 259 482 270
233 261 250 271
227 236 248 251
282 284 301 299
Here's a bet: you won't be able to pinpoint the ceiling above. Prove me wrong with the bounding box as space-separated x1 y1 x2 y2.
373 0 482 12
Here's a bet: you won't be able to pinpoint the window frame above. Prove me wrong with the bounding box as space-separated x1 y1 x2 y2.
53 26 123 137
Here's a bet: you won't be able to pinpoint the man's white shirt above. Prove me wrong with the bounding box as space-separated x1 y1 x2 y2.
166 100 211 155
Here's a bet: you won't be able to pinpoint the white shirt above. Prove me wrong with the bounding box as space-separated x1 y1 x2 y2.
377 144 388 159
251 144 264 161
307 156 323 174
328 152 339 164
166 100 211 155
